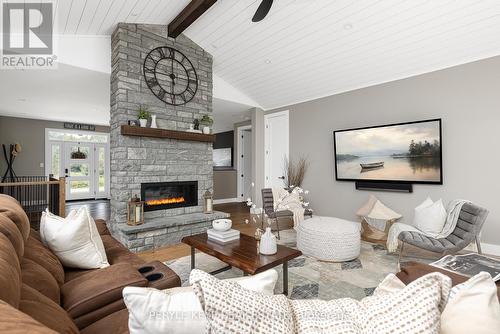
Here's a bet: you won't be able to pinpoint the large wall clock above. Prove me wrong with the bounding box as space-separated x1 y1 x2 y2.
143 46 198 106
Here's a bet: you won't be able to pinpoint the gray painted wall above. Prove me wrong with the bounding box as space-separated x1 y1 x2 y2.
267 56 500 246
0 116 109 177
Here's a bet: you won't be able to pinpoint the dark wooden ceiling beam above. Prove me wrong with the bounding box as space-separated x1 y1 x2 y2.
168 0 217 38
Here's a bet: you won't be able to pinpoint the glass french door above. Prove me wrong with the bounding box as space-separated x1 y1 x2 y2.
65 143 94 200
45 129 110 201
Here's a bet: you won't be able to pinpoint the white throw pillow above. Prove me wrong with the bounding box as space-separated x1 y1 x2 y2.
40 207 109 269
413 198 447 234
441 272 500 334
123 269 279 334
367 200 402 220
373 271 500 334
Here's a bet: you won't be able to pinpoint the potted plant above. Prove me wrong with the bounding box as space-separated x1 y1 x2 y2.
199 115 213 134
138 107 150 127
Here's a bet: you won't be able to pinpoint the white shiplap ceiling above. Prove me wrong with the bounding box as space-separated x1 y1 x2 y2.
12 0 500 110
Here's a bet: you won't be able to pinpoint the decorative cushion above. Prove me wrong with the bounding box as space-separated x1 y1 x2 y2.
413 198 447 234
441 272 500 334
367 200 402 220
21 258 60 305
40 207 109 269
0 195 30 241
189 269 294 334
356 194 378 217
24 234 65 286
0 300 57 334
123 269 279 334
20 284 79 334
290 272 450 333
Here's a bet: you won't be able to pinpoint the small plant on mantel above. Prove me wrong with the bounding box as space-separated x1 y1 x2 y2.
199 115 213 134
137 106 150 127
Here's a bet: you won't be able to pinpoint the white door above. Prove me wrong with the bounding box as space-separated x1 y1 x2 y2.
265 111 289 188
242 129 252 200
46 129 110 201
64 142 95 200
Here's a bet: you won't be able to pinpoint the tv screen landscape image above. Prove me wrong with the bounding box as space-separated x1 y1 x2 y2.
334 119 442 184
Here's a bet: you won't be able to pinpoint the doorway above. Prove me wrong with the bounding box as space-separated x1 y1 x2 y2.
264 110 289 188
45 129 110 200
237 125 252 201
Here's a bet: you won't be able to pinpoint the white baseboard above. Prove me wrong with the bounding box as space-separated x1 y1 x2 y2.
481 242 500 256
213 198 241 204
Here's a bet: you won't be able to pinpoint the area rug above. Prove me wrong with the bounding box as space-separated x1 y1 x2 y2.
165 229 400 300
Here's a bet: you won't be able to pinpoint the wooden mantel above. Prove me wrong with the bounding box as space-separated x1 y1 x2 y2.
120 125 216 143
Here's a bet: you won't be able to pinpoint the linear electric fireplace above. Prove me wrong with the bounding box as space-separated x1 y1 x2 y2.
141 181 198 212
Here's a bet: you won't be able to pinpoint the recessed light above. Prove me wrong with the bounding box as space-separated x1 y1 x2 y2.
265 59 271 64
343 23 353 30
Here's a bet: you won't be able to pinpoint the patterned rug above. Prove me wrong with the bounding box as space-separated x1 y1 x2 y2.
166 229 400 300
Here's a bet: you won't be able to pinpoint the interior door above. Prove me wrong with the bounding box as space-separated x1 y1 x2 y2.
265 111 289 188
64 143 94 200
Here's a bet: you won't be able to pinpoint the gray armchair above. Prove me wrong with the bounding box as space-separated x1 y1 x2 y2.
398 202 489 264
261 188 312 239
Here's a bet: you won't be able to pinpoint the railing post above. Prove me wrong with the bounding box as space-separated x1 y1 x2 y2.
59 177 66 217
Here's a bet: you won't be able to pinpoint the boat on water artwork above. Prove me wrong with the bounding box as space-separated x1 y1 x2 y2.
334 120 442 183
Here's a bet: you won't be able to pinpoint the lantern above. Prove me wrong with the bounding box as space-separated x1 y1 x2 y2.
203 190 213 214
127 195 144 226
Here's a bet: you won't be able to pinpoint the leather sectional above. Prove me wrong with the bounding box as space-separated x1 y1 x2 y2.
0 194 181 333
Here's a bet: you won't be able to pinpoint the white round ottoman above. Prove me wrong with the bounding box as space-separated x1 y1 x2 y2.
297 216 361 262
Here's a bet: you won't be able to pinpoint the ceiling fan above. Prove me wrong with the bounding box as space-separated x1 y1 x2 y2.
252 0 273 22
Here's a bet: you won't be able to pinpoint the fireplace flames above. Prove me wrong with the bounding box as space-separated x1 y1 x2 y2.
146 197 185 206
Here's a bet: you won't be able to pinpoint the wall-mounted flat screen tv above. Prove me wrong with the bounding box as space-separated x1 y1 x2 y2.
334 119 442 184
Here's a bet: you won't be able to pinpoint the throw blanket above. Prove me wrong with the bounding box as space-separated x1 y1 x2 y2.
386 199 471 252
272 187 305 228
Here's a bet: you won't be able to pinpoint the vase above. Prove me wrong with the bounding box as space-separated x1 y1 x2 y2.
150 115 157 128
259 227 277 255
202 126 210 134
139 119 147 127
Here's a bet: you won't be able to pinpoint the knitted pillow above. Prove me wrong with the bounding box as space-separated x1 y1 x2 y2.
290 272 451 334
190 269 294 334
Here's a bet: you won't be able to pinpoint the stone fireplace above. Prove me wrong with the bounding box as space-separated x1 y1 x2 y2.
109 23 228 252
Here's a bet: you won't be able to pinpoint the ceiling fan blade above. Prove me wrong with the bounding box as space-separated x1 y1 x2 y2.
252 0 273 22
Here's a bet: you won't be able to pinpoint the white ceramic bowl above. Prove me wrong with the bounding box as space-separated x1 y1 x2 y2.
212 219 232 232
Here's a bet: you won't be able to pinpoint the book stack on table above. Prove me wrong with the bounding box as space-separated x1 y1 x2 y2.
207 228 240 243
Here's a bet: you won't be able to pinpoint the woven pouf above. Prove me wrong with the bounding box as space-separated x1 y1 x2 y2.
297 216 361 262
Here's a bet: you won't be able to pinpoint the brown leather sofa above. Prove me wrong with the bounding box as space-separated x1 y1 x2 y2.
0 194 181 333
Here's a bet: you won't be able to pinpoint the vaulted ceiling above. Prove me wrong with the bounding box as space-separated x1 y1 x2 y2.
10 0 500 111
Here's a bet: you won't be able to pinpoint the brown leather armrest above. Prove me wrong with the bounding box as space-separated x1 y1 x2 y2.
94 219 111 236
61 263 147 320
136 261 181 290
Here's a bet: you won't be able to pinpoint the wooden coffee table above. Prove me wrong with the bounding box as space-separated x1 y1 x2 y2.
182 233 302 295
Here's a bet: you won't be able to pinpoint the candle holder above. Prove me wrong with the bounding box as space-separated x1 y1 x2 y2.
127 195 144 226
